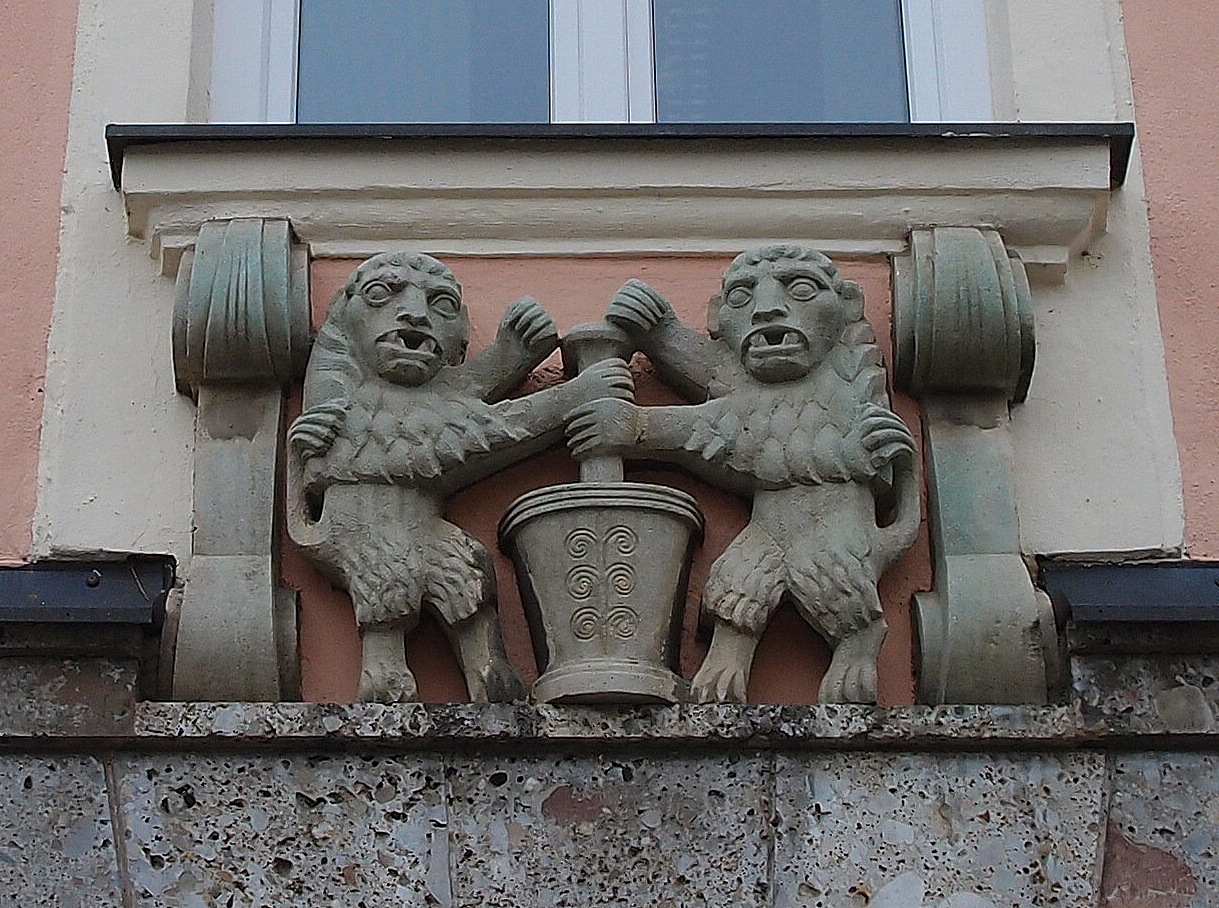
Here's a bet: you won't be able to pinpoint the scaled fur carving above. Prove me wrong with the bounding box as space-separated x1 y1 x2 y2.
568 245 920 703
287 252 632 702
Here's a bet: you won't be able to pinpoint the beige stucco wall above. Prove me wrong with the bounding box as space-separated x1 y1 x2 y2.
0 0 78 562
1122 0 1219 559
34 0 199 559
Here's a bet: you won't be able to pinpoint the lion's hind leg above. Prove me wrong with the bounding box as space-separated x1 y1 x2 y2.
358 622 418 703
818 616 886 704
787 542 886 704
348 562 421 704
691 525 785 703
427 529 525 703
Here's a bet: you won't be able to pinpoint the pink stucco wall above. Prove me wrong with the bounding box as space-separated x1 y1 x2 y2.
0 0 78 562
1123 0 1219 558
288 255 929 705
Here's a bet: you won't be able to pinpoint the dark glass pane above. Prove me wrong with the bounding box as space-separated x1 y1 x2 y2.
297 0 550 123
653 0 909 122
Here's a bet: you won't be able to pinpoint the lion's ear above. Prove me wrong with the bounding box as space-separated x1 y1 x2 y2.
705 293 724 337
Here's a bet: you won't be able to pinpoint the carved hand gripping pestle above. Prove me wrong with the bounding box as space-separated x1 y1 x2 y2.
498 322 704 704
569 245 921 703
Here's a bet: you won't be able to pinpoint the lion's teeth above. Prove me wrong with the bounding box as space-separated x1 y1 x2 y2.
783 332 799 346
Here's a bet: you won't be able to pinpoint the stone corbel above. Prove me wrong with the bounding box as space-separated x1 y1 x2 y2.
894 227 1062 704
170 218 310 701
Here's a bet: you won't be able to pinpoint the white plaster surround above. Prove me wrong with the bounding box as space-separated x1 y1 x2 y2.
38 0 1184 562
120 136 1114 277
35 0 198 560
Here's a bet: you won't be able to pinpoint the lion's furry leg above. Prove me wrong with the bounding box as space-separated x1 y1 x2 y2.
358 623 417 703
690 620 760 703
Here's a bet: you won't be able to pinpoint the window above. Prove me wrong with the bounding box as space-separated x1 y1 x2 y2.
210 0 992 124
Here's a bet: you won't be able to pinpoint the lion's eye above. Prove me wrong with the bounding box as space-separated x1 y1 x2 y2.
430 292 461 317
725 286 752 308
785 278 819 301
362 281 394 306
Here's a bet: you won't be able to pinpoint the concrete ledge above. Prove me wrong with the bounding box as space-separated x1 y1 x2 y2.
0 700 1168 751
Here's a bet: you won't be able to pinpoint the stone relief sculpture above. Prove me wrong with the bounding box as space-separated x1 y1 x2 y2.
567 245 921 703
499 323 705 705
286 252 633 702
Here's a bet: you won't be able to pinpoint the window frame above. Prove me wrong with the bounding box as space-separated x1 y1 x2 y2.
209 0 993 124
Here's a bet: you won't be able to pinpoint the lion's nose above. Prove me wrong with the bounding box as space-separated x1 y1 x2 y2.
395 290 431 325
751 283 790 321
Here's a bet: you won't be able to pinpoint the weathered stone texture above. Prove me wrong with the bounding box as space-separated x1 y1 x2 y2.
0 657 137 736
131 701 1091 748
447 751 770 907
1104 754 1219 908
1074 655 1219 734
0 756 123 907
113 753 449 907
2 706 1218 906
772 752 1107 908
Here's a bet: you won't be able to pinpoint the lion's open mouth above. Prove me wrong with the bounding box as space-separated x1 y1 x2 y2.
744 326 807 356
378 328 439 356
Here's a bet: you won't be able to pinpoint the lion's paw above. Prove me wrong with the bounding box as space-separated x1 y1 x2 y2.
818 623 885 704
691 661 749 704
359 666 418 703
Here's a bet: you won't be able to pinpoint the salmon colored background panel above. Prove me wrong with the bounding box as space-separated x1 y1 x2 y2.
0 0 79 562
1124 0 1219 558
291 255 928 705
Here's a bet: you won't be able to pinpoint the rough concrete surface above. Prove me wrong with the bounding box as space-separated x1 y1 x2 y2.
0 756 123 907
1073 655 1219 734
129 701 1092 748
773 751 1107 908
1104 754 1219 908
0 657 137 737
112 753 449 907
447 751 770 907
1 746 1218 906
4 697 1219 906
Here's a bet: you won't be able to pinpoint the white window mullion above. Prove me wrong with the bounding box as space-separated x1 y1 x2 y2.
903 0 993 122
549 0 583 122
624 0 656 123
211 0 299 123
551 0 655 124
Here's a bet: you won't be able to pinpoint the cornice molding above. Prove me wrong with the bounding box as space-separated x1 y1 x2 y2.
110 126 1126 281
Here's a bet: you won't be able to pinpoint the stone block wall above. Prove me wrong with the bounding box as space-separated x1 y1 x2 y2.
2 695 1217 907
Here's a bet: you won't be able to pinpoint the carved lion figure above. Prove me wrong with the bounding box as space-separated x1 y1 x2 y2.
566 244 920 703
287 252 632 702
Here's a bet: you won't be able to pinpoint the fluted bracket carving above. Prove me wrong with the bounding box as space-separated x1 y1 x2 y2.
171 218 309 701
172 218 310 394
895 226 1035 403
895 227 1062 705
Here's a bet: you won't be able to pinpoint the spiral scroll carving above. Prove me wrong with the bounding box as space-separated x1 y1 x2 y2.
606 562 636 597
561 523 642 640
570 606 602 641
606 606 640 639
606 525 638 556
565 564 598 601
565 527 598 559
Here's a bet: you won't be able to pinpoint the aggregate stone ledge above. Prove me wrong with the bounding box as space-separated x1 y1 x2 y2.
114 702 1106 751
5 696 1219 751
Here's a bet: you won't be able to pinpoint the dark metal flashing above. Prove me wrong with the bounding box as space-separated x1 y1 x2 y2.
1042 560 1219 623
105 121 1135 192
0 557 174 624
